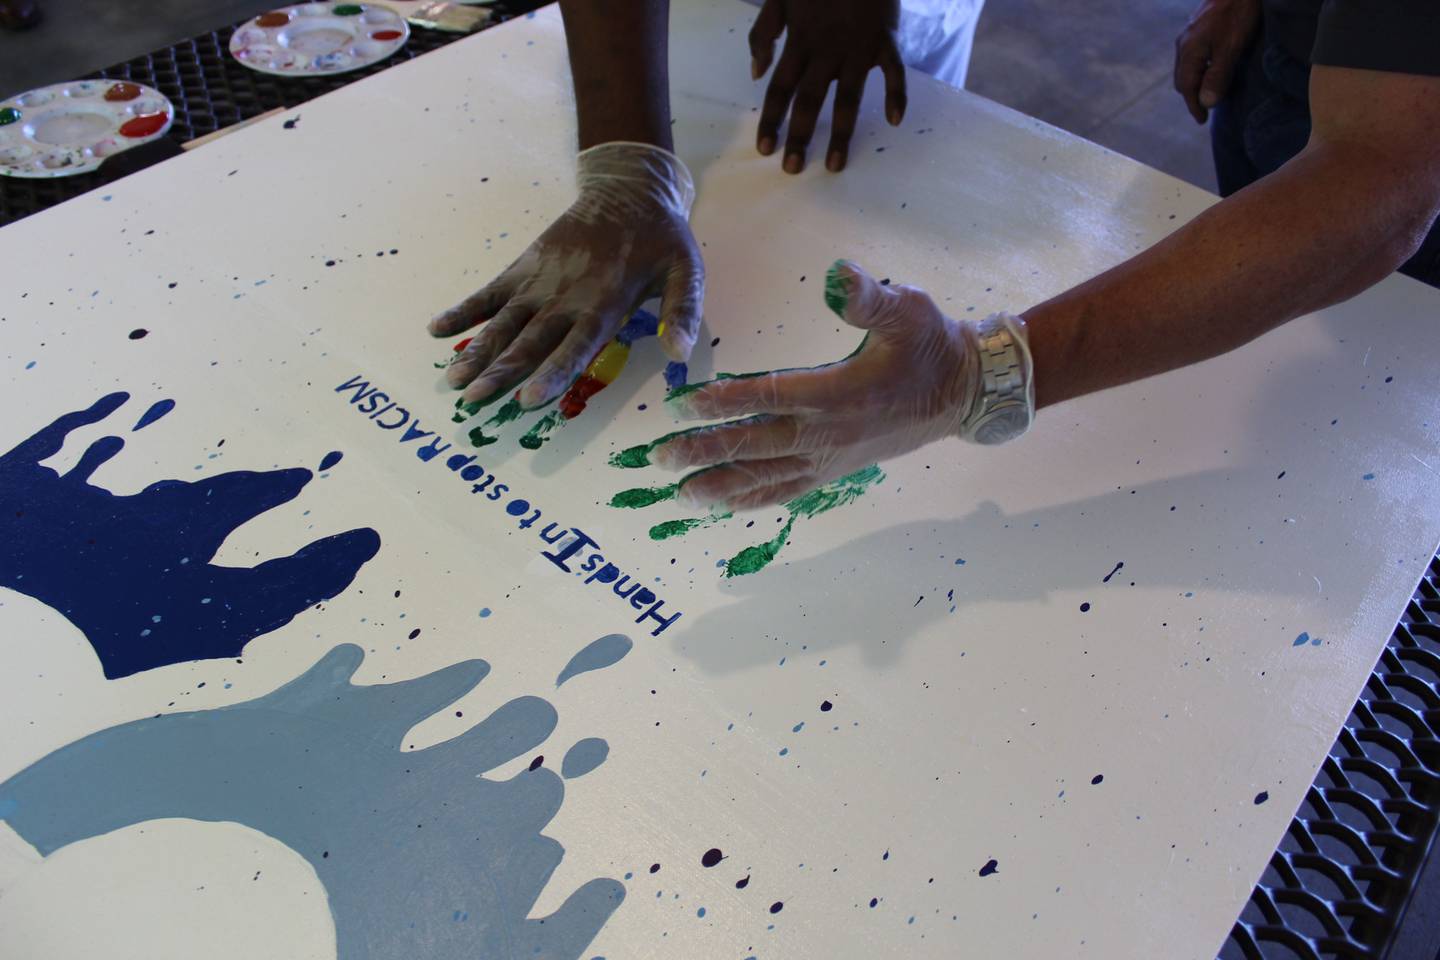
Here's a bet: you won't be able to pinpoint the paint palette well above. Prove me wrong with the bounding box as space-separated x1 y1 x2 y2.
230 3 409 77
0 81 174 179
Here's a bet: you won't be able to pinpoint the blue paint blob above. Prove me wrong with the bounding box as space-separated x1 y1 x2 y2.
663 361 689 390
696 906 706 918
615 309 660 346
318 450 343 471
1254 790 1269 804
561 738 609 779
479 608 492 618
507 499 531 516
1293 632 1310 647
978 859 999 877
131 398 176 431
556 634 633 687
25 361 35 370
0 644 625 958
1362 473 1375 481
0 393 380 678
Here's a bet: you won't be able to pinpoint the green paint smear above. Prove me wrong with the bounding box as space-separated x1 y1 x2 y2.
485 397 525 427
518 410 565 450
721 464 886 578
823 260 850 316
724 516 796 578
610 444 653 468
468 426 498 448
609 484 679 509
648 512 731 541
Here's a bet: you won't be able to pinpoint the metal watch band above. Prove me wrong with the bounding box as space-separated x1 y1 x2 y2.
962 311 1035 445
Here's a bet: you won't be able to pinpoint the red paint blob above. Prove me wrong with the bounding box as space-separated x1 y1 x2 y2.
452 336 473 353
256 10 291 26
558 374 605 420
118 113 169 139
104 82 142 102
370 29 402 40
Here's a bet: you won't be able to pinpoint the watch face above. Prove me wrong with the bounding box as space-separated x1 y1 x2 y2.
973 404 1028 445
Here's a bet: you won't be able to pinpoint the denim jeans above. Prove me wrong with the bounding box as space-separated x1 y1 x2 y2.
1211 40 1440 287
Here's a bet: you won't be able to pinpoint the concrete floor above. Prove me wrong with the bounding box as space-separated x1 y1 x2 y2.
1 0 1217 191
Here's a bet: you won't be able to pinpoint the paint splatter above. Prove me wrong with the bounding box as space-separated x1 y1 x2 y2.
735 875 750 889
609 483 679 509
318 450 344 471
1080 602 1091 612
518 410 565 450
978 859 999 877
1362 473 1375 481
128 328 148 340
723 465 886 577
820 700 833 712
1254 791 1269 805
701 848 724 867
131 398 175 431
1292 632 1322 647
0 644 624 958
1091 774 1104 785
561 738 609 779
0 393 379 679
769 901 784 914
663 361 689 390
648 513 729 541
1102 561 1124 583
555 634 633 687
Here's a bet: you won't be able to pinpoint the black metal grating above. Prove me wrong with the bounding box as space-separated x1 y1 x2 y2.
1222 553 1440 959
0 2 548 226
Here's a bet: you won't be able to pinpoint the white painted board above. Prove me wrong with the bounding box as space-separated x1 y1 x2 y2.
2 2 1439 958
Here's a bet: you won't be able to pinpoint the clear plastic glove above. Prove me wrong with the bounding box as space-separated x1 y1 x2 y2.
430 141 704 409
650 260 1002 512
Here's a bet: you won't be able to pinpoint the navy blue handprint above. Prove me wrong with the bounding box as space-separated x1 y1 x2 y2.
0 392 380 678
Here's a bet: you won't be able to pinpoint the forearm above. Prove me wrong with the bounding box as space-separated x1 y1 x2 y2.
1024 142 1438 408
560 0 673 150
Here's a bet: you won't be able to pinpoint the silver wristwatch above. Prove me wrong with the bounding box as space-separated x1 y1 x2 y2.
962 312 1035 446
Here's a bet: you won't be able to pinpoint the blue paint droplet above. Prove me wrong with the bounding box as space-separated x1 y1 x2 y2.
132 398 176 432
778 747 789 756
792 722 804 733
979 859 999 877
954 558 966 565
1293 632 1310 647
556 634 632 687
1091 774 1103 785
24 361 35 370
560 737 609 779
318 450 343 471
696 907 706 918
1362 473 1375 481
1254 790 1269 805
479 608 491 618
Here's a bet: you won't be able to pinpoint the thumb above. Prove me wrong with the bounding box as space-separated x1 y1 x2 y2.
658 258 704 362
822 259 905 332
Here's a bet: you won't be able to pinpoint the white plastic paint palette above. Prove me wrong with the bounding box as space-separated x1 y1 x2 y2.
230 3 410 77
0 81 174 179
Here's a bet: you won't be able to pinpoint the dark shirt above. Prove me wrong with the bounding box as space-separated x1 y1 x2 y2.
1264 0 1440 75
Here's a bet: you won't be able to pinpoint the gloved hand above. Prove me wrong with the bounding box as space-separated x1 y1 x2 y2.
749 0 906 173
430 141 705 410
649 260 1027 512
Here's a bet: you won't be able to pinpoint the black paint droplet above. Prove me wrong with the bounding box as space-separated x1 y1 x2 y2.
1254 791 1269 805
869 897 878 908
701 848 724 868
820 699 833 712
1080 602 1091 612
128 328 148 340
735 875 750 889
710 337 721 347
978 859 998 877
769 901 784 914
1091 774 1103 785
407 628 420 640
325 260 336 267
1276 471 1286 480
649 862 661 874
528 755 544 771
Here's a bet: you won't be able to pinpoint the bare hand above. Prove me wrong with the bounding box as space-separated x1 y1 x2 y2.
749 0 906 174
1174 0 1260 124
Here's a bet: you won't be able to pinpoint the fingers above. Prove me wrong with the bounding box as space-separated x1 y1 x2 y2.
517 312 614 409
782 61 837 174
1173 30 1211 124
757 40 805 157
676 455 818 509
427 255 528 337
823 259 914 331
462 310 573 405
725 474 824 512
1198 41 1243 111
658 256 704 362
651 415 805 471
666 366 845 421
446 301 533 392
748 0 785 80
825 62 869 171
878 38 906 126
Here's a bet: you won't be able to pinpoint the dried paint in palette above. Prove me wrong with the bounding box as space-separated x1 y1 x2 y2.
230 3 409 77
0 81 174 179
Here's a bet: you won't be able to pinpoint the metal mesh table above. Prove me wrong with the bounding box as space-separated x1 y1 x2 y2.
1 10 1437 957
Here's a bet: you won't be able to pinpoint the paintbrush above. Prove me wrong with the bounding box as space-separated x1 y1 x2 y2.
371 0 493 33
